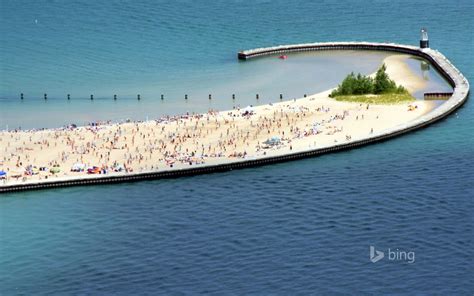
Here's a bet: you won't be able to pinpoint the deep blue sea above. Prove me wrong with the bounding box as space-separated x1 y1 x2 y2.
1 0 473 294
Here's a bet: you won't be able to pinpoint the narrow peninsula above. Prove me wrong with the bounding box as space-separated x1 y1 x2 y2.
0 41 469 192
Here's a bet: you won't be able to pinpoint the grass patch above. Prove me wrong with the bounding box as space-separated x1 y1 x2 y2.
329 64 415 104
333 93 415 104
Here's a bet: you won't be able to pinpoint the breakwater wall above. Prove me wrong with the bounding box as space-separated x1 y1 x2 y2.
424 92 453 100
0 42 469 193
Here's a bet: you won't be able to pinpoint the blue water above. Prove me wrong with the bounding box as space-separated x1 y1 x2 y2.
1 0 473 294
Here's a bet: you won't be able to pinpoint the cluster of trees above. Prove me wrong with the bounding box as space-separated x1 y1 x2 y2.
330 64 408 97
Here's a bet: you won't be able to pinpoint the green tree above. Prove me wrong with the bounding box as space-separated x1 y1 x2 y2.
330 63 407 97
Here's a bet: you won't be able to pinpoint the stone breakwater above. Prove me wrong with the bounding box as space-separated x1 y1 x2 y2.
0 42 469 193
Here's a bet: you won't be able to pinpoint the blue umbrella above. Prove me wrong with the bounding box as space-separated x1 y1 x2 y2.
0 171 6 176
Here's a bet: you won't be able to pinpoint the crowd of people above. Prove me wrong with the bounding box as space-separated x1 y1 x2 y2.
1 97 421 184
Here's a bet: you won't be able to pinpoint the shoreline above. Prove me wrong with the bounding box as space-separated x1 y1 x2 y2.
0 42 469 193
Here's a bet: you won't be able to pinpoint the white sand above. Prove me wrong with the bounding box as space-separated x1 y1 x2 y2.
0 54 434 186
383 54 427 93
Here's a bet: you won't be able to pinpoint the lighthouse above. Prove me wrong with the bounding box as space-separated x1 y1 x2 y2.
420 28 429 48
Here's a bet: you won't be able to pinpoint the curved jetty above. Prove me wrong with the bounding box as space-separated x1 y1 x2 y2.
0 42 469 193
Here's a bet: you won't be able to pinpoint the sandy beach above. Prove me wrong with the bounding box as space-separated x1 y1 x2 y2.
0 54 437 186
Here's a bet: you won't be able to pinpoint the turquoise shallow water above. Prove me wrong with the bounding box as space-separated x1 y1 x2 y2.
1 0 473 294
0 50 397 129
0 50 453 129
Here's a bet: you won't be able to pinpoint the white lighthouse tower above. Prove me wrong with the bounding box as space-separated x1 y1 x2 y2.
420 28 429 48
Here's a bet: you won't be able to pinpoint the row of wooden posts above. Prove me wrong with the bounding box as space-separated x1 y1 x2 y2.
19 93 309 100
